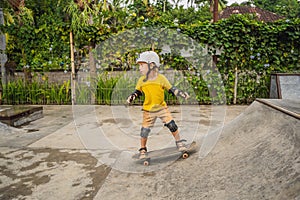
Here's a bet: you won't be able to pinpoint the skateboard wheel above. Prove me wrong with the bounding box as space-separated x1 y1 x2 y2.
182 153 189 159
144 160 149 166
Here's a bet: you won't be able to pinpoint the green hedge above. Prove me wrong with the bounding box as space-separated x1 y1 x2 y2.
183 15 300 103
2 14 300 105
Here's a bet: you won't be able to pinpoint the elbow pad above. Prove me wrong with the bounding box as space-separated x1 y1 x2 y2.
169 86 189 99
127 90 142 103
133 90 142 98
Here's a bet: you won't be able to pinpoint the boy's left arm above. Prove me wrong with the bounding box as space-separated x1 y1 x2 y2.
127 89 142 104
168 86 190 100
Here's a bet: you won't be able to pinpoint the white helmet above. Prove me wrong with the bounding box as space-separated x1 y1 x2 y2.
136 51 160 67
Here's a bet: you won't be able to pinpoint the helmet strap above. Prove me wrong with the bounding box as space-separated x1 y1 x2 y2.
143 63 157 82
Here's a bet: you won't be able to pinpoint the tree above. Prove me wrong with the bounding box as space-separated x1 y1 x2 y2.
66 0 105 104
192 0 227 21
251 0 300 18
65 0 135 104
209 0 227 12
3 0 70 73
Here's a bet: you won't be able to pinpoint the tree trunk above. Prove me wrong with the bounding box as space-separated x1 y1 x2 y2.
213 0 219 22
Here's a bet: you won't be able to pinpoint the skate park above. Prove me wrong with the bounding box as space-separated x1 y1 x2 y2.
0 73 299 199
1 0 299 199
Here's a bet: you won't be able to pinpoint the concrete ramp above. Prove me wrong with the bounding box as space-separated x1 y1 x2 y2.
196 99 300 199
97 99 300 199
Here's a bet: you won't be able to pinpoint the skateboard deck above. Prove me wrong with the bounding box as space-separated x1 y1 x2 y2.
132 141 197 166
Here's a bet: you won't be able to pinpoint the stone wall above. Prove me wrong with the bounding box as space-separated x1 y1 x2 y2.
9 71 72 84
8 70 182 84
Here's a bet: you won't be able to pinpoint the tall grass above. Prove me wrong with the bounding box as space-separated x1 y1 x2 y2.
2 80 71 105
2 70 270 105
96 72 128 105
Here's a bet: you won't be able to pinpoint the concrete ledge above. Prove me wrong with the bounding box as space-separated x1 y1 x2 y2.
0 106 43 127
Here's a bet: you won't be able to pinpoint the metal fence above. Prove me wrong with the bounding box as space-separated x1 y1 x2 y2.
0 70 273 105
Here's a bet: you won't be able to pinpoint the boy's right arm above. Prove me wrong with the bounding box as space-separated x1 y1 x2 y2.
127 90 142 104
169 86 190 100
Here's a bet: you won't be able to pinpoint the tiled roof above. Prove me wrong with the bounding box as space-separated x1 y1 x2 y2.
219 6 285 22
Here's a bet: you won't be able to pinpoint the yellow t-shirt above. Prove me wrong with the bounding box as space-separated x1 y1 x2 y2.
136 74 172 112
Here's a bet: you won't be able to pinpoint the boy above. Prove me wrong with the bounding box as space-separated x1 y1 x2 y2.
127 51 190 159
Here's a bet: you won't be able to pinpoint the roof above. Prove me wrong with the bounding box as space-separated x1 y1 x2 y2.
8 0 25 10
219 6 285 22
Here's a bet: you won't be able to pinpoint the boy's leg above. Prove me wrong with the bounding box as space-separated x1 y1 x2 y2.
139 127 150 159
140 127 150 148
165 120 187 150
140 137 147 148
160 107 180 139
161 107 187 151
139 111 155 158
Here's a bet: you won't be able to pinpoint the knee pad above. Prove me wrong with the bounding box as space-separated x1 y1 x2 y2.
140 127 151 138
165 120 178 133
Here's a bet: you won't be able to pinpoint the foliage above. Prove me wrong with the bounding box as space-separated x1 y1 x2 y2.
2 0 70 72
1 1 300 105
184 15 300 103
96 73 120 104
2 80 71 105
251 0 300 18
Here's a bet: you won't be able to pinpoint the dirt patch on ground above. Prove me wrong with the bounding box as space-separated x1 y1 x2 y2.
0 148 111 200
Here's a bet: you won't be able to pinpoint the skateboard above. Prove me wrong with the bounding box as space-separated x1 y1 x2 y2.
132 141 197 166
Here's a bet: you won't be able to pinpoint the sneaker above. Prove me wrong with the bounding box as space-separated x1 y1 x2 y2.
176 140 187 151
139 147 147 159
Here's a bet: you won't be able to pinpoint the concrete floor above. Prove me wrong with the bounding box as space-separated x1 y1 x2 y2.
0 101 299 200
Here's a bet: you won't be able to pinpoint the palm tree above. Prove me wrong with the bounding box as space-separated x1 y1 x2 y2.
209 0 227 13
210 0 227 21
186 0 227 9
66 0 110 104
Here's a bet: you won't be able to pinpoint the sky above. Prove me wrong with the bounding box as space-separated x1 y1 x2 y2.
177 0 248 8
226 0 247 5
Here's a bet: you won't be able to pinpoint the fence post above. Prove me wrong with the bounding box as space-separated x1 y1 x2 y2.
233 66 238 104
70 31 76 105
